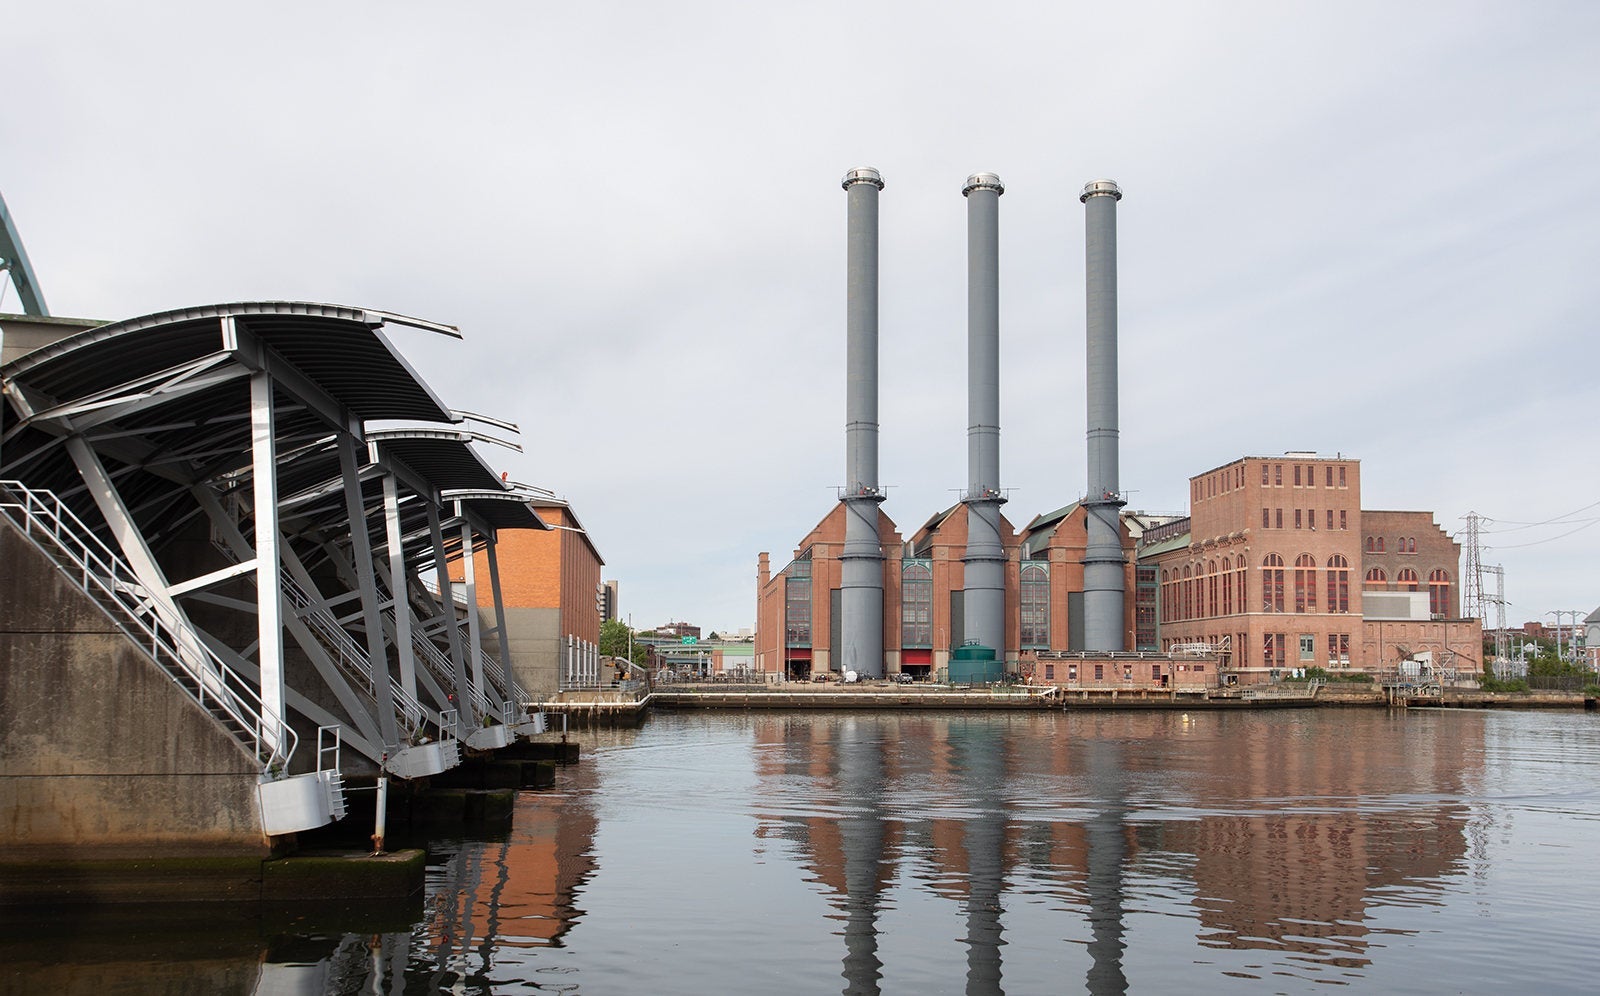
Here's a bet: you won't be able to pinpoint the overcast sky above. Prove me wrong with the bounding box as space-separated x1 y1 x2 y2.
6 2 1597 633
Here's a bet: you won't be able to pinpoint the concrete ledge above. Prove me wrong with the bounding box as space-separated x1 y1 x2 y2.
0 848 426 905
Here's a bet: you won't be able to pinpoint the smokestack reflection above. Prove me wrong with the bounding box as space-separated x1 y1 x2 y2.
835 717 888 995
949 719 1008 996
1083 738 1129 995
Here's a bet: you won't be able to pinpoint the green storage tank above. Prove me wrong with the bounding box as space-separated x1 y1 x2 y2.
948 642 1003 685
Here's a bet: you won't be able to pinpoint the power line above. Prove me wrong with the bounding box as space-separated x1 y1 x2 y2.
1482 498 1600 533
1490 519 1600 550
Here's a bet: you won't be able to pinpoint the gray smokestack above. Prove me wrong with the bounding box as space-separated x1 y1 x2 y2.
840 167 886 678
1081 179 1126 651
961 172 1006 658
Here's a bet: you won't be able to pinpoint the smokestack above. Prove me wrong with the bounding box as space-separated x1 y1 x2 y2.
1081 179 1126 651
839 167 886 678
961 172 1006 658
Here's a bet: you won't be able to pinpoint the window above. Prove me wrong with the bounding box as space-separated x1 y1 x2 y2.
1325 466 1333 488
1263 554 1285 612
1263 508 1271 530
1326 633 1350 664
1195 663 1206 673
1366 536 1375 552
1275 508 1283 529
1152 664 1163 681
1294 554 1317 612
902 561 933 647
1263 632 1286 667
1019 563 1049 648
1222 566 1233 616
1299 634 1315 660
785 561 813 646
1340 509 1348 530
1365 567 1387 589
1294 509 1303 529
1208 560 1219 617
1377 536 1385 552
1274 464 1283 486
1262 464 1270 486
1294 465 1301 487
1044 664 1055 681
1429 569 1451 617
1339 466 1346 488
1326 555 1350 612
1182 565 1192 621
1397 567 1419 591
1094 664 1104 680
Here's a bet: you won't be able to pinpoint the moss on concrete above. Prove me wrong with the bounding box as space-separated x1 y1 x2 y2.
260 849 425 901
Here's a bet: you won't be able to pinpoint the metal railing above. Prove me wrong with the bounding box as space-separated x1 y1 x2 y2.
1 480 295 773
281 573 426 740
405 622 496 721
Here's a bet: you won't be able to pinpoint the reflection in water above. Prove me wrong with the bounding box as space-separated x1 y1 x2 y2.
1083 738 1128 996
11 710 1600 993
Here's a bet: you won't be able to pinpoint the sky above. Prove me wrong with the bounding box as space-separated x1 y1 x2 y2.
4 1 1597 633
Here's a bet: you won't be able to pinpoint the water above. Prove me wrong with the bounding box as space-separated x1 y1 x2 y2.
8 708 1600 994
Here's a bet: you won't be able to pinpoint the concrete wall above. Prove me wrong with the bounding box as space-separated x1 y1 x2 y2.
497 605 561 696
0 522 268 854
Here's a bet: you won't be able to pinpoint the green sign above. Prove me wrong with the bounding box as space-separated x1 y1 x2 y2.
680 636 698 645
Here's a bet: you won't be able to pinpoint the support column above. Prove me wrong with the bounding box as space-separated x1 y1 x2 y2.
427 501 476 729
1081 179 1127 652
484 534 518 703
381 473 417 701
338 433 399 748
459 518 491 711
249 370 286 751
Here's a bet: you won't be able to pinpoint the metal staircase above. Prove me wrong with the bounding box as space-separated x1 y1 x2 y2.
1 481 347 836
280 573 428 741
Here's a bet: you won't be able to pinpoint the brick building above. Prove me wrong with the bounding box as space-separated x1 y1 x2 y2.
1139 454 1480 680
461 498 604 694
757 451 1479 684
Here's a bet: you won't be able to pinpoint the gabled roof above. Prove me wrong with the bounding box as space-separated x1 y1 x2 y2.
1020 501 1082 559
1137 531 1193 561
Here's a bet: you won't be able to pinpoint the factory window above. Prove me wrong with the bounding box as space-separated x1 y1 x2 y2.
1019 563 1049 649
1294 465 1302 487
1430 569 1451 617
1262 554 1285 612
1262 464 1270 486
901 561 933 647
1222 567 1233 615
1365 567 1387 589
1263 632 1286 667
1238 466 1244 488
1376 536 1385 553
1275 508 1283 529
1327 633 1351 664
1136 566 1158 650
1339 466 1347 488
1306 465 1315 485
1294 509 1303 530
1326 466 1334 488
1234 557 1247 613
1398 568 1419 592
1326 555 1350 612
1263 508 1270 530
1294 554 1317 612
1274 464 1283 486
1208 560 1219 618
784 569 812 647
1094 664 1104 681
1182 565 1193 620
1339 510 1348 530
1326 509 1334 531
1366 536 1374 552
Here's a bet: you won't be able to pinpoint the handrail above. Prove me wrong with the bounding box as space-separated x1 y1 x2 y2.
0 480 296 773
280 573 427 739
404 620 496 720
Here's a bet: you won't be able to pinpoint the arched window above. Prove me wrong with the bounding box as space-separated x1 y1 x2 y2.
1182 564 1193 620
1366 535 1375 552
1263 554 1285 612
1377 536 1385 552
1207 560 1219 618
1429 568 1451 617
1294 554 1317 613
1019 563 1050 648
1365 567 1387 589
902 561 933 647
1409 537 1418 553
1326 555 1350 612
1222 564 1233 616
1397 568 1419 591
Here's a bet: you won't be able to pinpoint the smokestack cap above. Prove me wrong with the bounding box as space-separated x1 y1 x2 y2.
962 172 1005 197
841 167 885 191
1080 179 1122 202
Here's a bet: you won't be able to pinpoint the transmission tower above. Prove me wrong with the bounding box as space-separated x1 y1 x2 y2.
1483 563 1508 662
1462 512 1488 622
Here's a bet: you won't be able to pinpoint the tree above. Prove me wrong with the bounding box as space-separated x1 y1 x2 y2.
599 618 651 667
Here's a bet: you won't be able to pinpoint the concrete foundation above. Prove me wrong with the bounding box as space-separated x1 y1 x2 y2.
0 522 268 853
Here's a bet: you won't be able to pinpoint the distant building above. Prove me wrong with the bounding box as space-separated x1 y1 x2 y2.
601 580 618 624
460 498 604 694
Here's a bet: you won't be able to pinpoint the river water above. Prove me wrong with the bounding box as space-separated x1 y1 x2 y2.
8 708 1600 994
